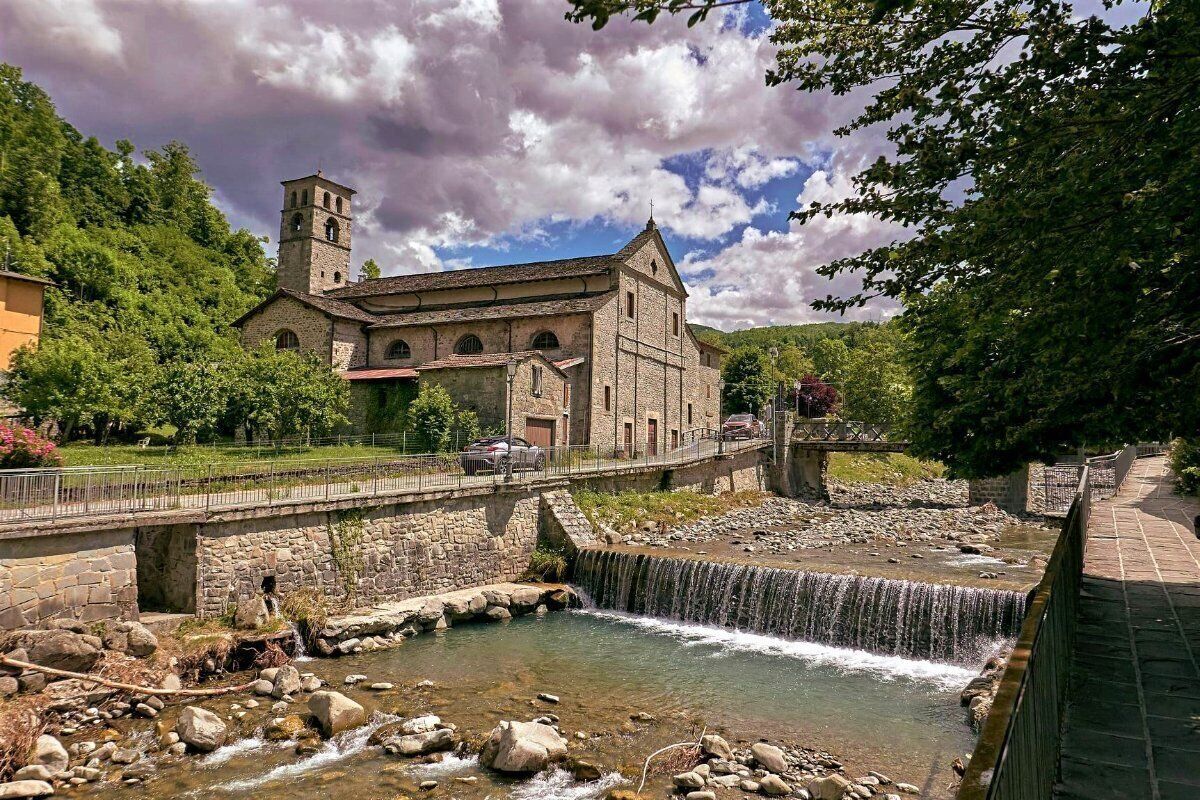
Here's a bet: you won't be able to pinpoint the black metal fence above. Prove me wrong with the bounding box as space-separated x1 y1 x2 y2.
957 466 1091 800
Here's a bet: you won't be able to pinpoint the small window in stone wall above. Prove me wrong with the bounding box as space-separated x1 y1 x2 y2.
290 191 297 208
455 334 483 355
671 429 679 449
531 330 559 349
302 189 308 206
275 329 300 351
323 191 331 209
290 212 302 233
604 385 611 411
563 383 570 408
626 291 635 319
325 218 340 243
672 312 680 336
333 271 342 283
531 365 543 396
336 196 343 213
651 259 658 275
688 402 693 426
386 339 411 360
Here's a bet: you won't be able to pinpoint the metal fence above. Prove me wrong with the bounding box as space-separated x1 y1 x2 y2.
117 429 485 460
959 441 1163 799
0 435 767 524
791 420 896 443
1042 443 1160 515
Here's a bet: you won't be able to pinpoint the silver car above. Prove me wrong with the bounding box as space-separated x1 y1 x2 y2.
459 436 546 475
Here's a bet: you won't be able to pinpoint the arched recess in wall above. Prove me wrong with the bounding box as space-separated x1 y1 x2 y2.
290 191 297 208
275 329 300 351
336 197 343 213
387 339 412 360
455 334 483 355
325 218 339 242
289 213 302 233
531 330 559 350
323 191 331 209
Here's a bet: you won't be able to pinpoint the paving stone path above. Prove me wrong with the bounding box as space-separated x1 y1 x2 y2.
1056 456 1200 800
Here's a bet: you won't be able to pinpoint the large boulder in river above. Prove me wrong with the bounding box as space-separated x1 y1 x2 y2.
271 665 302 698
175 706 228 752
8 629 101 673
29 735 68 774
382 728 456 756
751 742 788 774
806 774 852 800
479 720 567 773
233 597 270 629
700 734 733 760
0 781 54 798
308 691 366 737
101 621 158 657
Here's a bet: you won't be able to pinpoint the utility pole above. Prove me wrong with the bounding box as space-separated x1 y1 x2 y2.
505 361 517 482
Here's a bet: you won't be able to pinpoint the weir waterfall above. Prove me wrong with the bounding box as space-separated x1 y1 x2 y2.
573 550 1027 662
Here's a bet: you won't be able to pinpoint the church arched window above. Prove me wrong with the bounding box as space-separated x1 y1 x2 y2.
289 213 302 233
531 331 559 350
325 218 339 243
386 339 411 360
323 191 331 209
336 197 343 214
301 189 308 206
275 329 300 352
333 271 342 284
290 191 297 208
455 334 483 355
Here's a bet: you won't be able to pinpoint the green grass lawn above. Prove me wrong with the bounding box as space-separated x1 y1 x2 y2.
572 488 768 531
57 442 417 468
826 452 947 484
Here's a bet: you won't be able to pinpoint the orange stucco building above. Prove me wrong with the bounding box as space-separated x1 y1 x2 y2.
0 270 51 372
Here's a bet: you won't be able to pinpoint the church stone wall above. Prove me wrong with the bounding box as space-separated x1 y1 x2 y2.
240 295 332 364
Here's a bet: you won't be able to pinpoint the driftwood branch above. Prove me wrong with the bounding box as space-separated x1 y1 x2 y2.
0 657 255 698
636 726 706 794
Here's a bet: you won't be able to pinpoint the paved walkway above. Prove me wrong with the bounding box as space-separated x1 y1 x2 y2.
1056 456 1200 800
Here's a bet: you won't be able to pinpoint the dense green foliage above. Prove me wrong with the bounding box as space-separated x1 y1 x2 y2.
1170 439 1200 497
407 383 480 452
572 1 1199 476
0 65 362 442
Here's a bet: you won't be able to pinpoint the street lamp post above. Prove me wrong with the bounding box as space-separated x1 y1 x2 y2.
505 361 517 482
717 379 726 456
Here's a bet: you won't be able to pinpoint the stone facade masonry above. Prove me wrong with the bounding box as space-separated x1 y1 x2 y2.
0 529 137 629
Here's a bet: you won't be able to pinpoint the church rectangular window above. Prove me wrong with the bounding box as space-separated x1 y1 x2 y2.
687 403 693 426
672 312 680 336
604 385 611 411
531 365 543 397
626 291 635 319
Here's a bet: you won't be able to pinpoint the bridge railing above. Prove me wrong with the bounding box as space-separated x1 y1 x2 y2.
792 420 894 443
0 436 768 525
1042 443 1153 515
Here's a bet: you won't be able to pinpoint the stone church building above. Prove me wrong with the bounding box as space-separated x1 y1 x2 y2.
233 173 725 455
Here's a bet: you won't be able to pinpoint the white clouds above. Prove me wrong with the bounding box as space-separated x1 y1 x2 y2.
0 0 897 325
682 168 905 330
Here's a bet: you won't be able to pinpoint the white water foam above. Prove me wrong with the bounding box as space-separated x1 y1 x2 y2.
508 767 626 800
944 553 1007 567
406 753 479 778
210 712 399 793
578 609 975 690
199 736 289 767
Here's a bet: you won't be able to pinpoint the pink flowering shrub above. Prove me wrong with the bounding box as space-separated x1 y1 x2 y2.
0 423 61 469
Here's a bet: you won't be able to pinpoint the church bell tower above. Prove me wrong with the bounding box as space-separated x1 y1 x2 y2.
278 172 355 295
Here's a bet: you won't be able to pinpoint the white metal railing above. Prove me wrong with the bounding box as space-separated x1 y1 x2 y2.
0 435 768 524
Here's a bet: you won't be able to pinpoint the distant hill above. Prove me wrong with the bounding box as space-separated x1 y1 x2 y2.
689 321 869 351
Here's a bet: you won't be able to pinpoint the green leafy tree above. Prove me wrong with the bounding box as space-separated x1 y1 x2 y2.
408 383 458 452
231 345 349 441
565 1 1200 474
841 325 911 427
158 356 231 444
360 258 381 280
774 344 815 384
721 348 774 416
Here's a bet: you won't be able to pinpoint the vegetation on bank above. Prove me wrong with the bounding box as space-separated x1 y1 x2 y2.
1170 439 1200 497
572 489 768 532
826 453 947 486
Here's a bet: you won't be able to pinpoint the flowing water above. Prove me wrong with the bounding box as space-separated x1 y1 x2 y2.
574 550 1026 662
79 610 980 800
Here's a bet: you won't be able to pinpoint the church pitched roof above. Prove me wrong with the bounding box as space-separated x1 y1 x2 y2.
325 255 616 299
417 350 570 378
231 288 378 328
367 292 614 329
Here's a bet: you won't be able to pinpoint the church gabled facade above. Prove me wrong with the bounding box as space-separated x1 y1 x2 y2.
233 173 725 455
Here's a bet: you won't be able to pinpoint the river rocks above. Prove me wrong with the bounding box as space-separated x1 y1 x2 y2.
751 742 789 774
10 767 52 783
266 715 307 740
234 597 271 629
479 720 567 773
175 706 228 752
759 775 792 796
807 774 852 800
271 665 302 698
8 630 102 673
29 734 68 774
399 715 441 735
308 691 366 737
685 792 715 800
250 679 274 696
567 758 603 781
381 728 456 756
101 621 158 657
485 606 512 622
700 734 733 760
0 781 54 799
673 771 706 789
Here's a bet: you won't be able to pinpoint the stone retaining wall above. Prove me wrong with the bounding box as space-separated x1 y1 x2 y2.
0 448 768 628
